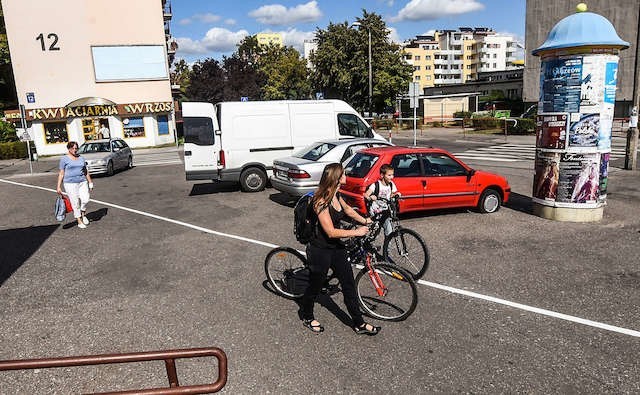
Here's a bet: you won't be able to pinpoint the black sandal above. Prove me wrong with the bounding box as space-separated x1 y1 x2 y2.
353 322 381 336
303 319 324 333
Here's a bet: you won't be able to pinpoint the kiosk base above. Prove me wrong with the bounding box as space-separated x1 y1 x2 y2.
532 203 603 222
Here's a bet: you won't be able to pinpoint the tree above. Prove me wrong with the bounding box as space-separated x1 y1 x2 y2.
222 53 265 101
0 3 17 110
186 58 225 103
257 44 311 100
170 59 192 101
311 10 412 114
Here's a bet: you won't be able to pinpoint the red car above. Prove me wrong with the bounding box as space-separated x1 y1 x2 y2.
340 146 511 214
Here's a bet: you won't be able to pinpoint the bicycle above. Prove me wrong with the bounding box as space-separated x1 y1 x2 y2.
366 196 430 280
264 228 418 322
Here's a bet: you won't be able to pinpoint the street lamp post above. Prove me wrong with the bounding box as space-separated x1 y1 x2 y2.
352 22 372 116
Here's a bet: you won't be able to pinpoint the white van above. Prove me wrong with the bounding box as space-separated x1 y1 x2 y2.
182 100 384 192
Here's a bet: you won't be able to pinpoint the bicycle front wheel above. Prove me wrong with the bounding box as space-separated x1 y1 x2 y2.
355 263 418 321
383 227 429 280
264 247 308 299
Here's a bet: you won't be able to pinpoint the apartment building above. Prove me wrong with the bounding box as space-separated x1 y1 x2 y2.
256 33 283 47
2 0 177 156
403 27 520 91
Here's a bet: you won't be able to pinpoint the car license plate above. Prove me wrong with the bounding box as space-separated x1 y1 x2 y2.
277 169 288 178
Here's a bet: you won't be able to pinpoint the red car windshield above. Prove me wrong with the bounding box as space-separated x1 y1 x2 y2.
345 152 378 178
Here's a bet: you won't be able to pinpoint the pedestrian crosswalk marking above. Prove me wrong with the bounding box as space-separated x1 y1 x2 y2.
453 143 627 163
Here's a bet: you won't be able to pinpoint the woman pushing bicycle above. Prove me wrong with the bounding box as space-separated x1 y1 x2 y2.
301 162 381 335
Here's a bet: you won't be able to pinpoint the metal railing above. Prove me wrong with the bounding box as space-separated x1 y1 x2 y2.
0 347 227 394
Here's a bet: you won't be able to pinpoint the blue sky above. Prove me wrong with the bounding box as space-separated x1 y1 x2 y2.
171 0 526 64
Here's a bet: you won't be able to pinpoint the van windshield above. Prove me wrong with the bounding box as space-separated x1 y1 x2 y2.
345 152 378 178
294 142 337 161
338 114 372 138
184 117 214 146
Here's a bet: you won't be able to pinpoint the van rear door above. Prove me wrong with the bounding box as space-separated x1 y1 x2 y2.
183 103 220 180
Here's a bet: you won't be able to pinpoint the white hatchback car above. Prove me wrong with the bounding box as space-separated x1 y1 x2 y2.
270 138 393 196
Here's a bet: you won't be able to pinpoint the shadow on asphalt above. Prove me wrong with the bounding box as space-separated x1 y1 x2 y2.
269 192 297 208
0 224 59 286
189 182 240 195
61 208 109 229
504 192 533 214
262 280 354 328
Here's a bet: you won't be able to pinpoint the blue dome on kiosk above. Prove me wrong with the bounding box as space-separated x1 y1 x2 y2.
533 9 629 56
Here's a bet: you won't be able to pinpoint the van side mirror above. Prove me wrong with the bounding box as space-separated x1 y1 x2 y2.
466 168 476 182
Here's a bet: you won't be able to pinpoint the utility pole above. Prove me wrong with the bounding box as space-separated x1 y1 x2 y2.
625 6 640 170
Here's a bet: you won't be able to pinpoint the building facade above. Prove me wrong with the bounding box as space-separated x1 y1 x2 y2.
523 0 639 117
2 0 176 156
256 33 283 47
403 27 520 91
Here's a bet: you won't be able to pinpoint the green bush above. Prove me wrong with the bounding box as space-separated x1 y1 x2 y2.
0 141 28 159
0 119 18 143
507 118 536 135
471 117 501 130
453 111 472 119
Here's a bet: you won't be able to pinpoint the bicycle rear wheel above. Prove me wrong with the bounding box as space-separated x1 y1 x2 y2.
355 263 418 321
383 227 429 280
264 247 308 299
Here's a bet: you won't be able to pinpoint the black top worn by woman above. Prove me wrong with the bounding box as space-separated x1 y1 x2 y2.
311 193 346 249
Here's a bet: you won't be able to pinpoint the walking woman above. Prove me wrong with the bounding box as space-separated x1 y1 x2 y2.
56 141 94 229
301 163 380 335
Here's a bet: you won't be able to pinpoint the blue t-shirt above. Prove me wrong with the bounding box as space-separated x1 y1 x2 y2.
59 155 87 183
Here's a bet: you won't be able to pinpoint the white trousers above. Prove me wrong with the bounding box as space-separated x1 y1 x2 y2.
64 181 90 218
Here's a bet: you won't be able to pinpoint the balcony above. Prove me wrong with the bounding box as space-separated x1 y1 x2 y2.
163 0 172 20
167 40 178 55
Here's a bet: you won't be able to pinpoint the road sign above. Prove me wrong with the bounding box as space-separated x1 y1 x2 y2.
316 92 324 100
240 97 248 102
408 82 420 108
26 92 35 103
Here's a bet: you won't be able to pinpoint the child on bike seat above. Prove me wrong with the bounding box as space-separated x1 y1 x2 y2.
364 164 401 236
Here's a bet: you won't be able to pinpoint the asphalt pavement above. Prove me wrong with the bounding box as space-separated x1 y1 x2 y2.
0 128 639 393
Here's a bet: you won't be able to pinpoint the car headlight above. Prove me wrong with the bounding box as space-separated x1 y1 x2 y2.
95 159 106 165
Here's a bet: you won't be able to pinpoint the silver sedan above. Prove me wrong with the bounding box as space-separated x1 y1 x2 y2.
270 138 393 196
78 138 134 176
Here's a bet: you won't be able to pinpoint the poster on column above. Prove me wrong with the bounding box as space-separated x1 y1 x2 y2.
579 56 606 113
532 151 561 203
536 113 567 149
598 153 609 202
540 57 582 113
568 113 599 149
556 152 600 207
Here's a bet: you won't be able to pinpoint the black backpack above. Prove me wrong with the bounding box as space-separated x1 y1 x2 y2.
294 192 317 244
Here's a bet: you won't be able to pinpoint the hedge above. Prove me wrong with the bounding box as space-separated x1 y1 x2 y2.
507 118 536 135
471 117 501 130
0 141 28 160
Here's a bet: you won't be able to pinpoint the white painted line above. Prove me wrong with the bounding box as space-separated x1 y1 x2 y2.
2 178 638 338
133 160 183 166
417 279 640 338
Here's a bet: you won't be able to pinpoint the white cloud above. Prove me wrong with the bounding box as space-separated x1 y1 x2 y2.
176 27 249 55
249 1 322 26
193 13 222 24
391 0 484 22
178 13 222 25
280 29 317 53
225 18 237 25
386 27 402 44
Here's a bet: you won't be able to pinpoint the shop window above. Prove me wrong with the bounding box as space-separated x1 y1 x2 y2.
157 114 169 135
124 117 145 138
44 121 68 144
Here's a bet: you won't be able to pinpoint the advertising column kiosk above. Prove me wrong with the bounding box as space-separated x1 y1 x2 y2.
531 4 629 222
